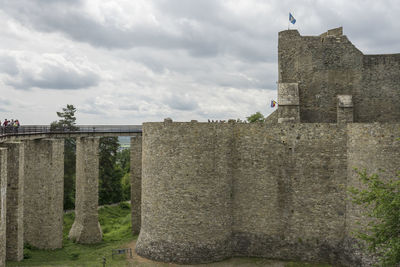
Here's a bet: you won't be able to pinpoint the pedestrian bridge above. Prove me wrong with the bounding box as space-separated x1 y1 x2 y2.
0 124 143 262
0 124 142 142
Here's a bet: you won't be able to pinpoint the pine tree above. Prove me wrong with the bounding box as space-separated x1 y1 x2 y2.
50 104 78 210
50 104 78 131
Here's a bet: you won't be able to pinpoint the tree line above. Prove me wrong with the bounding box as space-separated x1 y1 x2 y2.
51 105 130 210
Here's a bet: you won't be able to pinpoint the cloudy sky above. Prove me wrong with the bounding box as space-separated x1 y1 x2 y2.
0 0 398 124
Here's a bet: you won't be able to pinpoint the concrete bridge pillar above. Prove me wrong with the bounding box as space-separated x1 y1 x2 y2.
0 148 7 267
130 135 142 235
24 139 64 249
0 142 24 261
69 137 102 244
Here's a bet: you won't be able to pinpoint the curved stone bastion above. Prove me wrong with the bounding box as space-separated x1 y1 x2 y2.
135 122 400 265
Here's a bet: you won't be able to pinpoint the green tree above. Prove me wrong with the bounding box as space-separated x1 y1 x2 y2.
99 137 124 205
349 169 400 266
116 148 130 173
116 148 131 201
51 104 78 210
246 111 264 123
120 172 131 201
50 104 78 131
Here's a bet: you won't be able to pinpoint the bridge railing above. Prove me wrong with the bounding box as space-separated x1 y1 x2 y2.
0 125 142 137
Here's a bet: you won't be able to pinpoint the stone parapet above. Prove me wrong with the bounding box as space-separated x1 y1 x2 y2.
24 139 64 249
69 137 102 244
130 135 142 235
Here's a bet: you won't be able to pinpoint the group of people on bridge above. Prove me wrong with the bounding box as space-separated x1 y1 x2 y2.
1 119 21 134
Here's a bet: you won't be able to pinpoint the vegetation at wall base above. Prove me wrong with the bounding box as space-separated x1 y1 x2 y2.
7 203 134 266
349 169 400 266
7 203 334 266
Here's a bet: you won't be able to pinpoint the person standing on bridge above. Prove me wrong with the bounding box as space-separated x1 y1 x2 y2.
3 119 9 133
13 119 20 133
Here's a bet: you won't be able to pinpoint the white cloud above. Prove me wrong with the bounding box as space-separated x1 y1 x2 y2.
2 52 100 90
0 0 398 124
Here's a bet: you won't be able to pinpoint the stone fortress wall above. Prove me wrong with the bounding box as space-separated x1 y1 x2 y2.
135 28 400 266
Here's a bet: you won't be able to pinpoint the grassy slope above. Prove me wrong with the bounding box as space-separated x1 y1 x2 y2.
7 203 134 267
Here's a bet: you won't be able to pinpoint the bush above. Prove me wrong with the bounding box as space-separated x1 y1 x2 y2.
23 249 32 259
349 169 400 266
119 201 130 210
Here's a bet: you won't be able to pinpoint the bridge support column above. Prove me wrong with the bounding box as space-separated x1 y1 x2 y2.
69 137 102 244
0 142 24 261
130 135 142 235
0 148 7 267
24 139 64 249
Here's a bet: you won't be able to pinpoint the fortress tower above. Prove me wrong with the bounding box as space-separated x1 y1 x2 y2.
135 28 400 266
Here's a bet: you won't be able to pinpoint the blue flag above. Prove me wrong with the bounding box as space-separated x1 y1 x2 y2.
289 13 296 24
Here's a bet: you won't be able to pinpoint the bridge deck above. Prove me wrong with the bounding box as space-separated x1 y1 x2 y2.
0 125 142 142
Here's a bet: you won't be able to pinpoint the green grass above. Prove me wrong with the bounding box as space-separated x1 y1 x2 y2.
6 202 332 266
7 202 134 267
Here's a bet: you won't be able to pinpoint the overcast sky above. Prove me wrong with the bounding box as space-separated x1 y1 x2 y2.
0 0 398 124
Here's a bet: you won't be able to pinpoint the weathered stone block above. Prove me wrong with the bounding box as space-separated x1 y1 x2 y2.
130 135 142 235
69 137 102 244
320 27 343 37
24 139 64 249
337 95 354 124
278 83 299 106
337 95 353 108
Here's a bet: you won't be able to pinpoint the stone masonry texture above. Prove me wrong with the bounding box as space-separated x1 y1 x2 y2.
278 28 400 123
24 139 64 249
343 124 400 266
130 135 142 235
0 142 24 261
0 148 7 267
69 137 102 244
136 28 399 266
136 122 234 264
137 122 399 266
